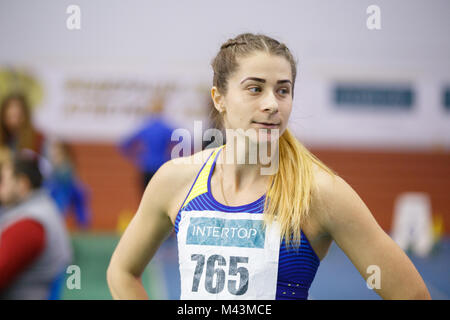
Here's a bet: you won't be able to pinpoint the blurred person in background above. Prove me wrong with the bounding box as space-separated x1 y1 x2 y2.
44 139 91 229
0 92 45 156
0 151 72 299
119 92 175 192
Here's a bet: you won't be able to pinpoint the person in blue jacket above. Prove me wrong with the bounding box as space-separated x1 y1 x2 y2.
44 140 91 229
119 94 175 192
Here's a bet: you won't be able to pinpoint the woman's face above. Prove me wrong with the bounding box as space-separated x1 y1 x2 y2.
4 99 25 132
0 163 20 205
49 142 66 166
213 51 293 144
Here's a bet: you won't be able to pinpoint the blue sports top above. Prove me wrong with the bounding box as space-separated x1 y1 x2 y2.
174 146 320 300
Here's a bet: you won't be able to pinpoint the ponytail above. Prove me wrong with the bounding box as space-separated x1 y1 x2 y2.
263 128 338 247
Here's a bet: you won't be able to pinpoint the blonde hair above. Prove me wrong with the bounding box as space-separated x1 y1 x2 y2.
265 128 337 246
211 33 338 246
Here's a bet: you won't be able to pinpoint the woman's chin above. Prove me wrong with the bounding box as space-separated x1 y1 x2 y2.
248 130 280 145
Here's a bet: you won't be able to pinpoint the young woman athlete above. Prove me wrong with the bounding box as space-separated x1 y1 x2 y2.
107 33 431 300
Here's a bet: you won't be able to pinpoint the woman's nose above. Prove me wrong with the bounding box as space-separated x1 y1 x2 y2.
261 92 279 113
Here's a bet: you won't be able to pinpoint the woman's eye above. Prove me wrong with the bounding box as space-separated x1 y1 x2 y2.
278 88 290 95
248 87 261 93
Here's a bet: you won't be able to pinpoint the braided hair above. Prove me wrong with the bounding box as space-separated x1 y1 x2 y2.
212 33 297 98
210 33 297 129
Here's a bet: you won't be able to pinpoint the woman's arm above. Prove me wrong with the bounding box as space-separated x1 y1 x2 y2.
106 159 178 299
313 172 431 300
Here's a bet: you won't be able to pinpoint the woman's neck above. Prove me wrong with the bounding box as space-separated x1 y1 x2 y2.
219 139 278 192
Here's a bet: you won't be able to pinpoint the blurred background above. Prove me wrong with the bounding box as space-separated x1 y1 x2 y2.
0 0 448 300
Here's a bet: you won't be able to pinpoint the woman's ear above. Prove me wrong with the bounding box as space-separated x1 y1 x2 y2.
211 86 225 113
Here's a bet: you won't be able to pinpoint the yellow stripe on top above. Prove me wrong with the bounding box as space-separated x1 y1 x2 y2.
181 146 224 210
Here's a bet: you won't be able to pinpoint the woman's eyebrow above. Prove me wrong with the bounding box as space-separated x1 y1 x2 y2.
277 79 292 85
240 77 292 85
240 77 265 84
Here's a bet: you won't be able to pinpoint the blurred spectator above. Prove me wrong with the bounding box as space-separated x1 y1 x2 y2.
0 92 45 156
0 151 72 299
119 93 175 192
44 140 91 229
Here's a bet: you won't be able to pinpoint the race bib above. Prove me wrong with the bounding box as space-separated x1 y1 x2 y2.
177 210 281 300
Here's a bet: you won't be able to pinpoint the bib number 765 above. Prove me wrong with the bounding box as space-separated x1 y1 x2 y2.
191 254 249 296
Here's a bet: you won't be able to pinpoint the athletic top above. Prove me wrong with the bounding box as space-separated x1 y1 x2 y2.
174 146 320 300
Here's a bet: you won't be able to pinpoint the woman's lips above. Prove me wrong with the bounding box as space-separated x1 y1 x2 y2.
252 121 280 129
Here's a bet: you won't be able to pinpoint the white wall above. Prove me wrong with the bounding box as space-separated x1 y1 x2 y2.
1 0 449 149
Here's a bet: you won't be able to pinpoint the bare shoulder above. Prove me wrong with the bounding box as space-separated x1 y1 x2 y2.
309 163 354 235
153 147 219 186
310 162 340 211
153 147 220 222
310 162 376 237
